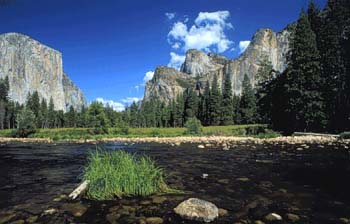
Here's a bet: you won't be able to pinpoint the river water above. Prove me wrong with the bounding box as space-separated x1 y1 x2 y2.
0 141 349 223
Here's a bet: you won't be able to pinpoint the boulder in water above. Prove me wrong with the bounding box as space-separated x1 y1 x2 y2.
174 198 219 222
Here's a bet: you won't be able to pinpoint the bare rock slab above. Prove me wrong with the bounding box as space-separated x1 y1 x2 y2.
174 198 219 222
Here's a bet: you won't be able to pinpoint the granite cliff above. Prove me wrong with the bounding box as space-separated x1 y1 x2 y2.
0 32 86 111
144 27 292 102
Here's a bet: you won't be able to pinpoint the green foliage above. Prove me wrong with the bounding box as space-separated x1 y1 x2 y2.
209 75 221 125
221 73 234 125
83 149 171 200
276 11 326 134
88 102 110 134
14 108 36 137
255 57 275 124
239 74 257 124
184 117 203 135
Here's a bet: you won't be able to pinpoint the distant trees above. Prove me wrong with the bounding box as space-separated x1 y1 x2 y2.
14 108 36 137
221 73 234 125
0 0 348 136
239 74 257 124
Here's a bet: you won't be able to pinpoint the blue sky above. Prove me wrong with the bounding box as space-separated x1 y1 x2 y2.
0 0 326 111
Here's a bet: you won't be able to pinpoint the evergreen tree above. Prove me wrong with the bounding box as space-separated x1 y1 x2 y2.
319 0 350 131
65 106 77 127
184 88 198 121
39 98 48 128
200 80 210 125
0 77 9 129
77 105 88 128
14 108 36 137
239 74 257 124
283 11 326 133
174 94 184 127
232 95 241 124
88 102 110 134
221 73 234 125
209 75 221 125
48 97 55 128
129 102 138 127
255 57 275 123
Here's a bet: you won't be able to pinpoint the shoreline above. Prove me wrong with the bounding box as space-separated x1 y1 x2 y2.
0 135 348 145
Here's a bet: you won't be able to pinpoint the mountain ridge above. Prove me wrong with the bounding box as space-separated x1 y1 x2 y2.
144 26 293 103
0 32 86 112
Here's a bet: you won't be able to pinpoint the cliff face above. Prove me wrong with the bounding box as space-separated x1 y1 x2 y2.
144 27 291 102
0 33 86 111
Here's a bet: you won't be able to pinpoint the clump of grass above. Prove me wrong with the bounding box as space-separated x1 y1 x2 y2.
83 149 172 200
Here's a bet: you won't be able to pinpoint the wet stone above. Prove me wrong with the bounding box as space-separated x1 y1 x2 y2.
151 196 167 204
217 179 230 184
339 218 349 224
237 177 250 182
9 220 24 224
145 217 163 224
254 221 265 224
61 203 88 217
174 198 219 222
0 213 16 224
26 216 38 224
265 213 282 221
286 213 300 222
218 208 228 216
106 212 121 224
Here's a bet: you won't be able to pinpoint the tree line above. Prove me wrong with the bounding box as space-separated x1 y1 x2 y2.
128 0 350 134
0 0 348 135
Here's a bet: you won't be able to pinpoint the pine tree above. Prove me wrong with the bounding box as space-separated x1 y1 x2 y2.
174 94 184 127
232 95 241 124
209 75 221 125
65 106 77 128
255 57 275 123
221 73 234 125
40 98 48 128
129 102 138 127
184 88 198 121
88 102 110 134
48 97 55 128
239 74 257 124
284 11 326 132
319 0 350 131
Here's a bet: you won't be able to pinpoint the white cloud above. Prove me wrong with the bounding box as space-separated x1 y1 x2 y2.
168 11 233 53
96 98 125 112
122 97 142 105
168 52 186 69
165 12 176 20
239 40 250 53
195 11 232 28
143 71 154 83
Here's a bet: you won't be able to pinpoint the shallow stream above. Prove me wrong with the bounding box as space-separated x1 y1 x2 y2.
0 141 349 223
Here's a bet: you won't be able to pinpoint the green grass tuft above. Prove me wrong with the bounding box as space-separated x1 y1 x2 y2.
83 149 172 200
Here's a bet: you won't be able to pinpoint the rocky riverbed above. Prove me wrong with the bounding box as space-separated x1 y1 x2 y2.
0 140 349 223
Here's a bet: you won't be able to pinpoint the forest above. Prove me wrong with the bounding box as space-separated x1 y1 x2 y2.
0 0 349 136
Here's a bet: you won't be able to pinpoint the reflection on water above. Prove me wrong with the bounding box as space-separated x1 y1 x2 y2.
0 142 349 223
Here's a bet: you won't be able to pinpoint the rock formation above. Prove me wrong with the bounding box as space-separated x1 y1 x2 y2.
0 32 86 111
144 27 292 102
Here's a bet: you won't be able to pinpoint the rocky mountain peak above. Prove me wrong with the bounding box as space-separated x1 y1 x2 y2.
0 32 86 111
144 26 292 103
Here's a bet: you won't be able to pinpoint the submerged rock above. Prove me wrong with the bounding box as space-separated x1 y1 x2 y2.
265 213 282 221
286 213 300 222
61 203 88 217
145 217 163 224
174 198 219 222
